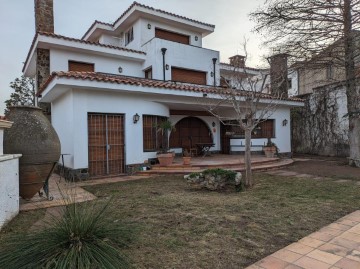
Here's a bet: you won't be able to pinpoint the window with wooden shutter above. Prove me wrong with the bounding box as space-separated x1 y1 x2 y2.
155 28 190 45
68 61 95 72
143 115 166 151
223 119 275 138
171 67 207 85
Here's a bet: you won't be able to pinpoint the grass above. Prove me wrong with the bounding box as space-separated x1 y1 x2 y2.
2 173 360 268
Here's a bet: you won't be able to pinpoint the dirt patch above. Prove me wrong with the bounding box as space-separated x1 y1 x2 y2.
288 156 360 180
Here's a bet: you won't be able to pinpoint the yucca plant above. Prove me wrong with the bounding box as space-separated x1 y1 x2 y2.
0 198 132 269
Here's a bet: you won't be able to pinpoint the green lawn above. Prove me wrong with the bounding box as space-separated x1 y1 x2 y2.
2 173 360 268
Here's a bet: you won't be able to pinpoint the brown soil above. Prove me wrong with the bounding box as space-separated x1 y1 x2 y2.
289 154 360 180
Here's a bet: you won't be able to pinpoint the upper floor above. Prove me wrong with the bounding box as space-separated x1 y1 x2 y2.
24 1 222 88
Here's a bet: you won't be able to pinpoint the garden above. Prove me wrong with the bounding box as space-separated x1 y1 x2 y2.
1 168 360 268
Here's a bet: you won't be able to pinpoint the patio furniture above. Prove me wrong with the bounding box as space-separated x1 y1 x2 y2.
196 143 215 157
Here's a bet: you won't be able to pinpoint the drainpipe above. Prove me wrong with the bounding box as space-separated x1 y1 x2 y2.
212 58 217 87
161 48 167 81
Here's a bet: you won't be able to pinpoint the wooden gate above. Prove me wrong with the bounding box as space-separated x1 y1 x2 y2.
88 113 125 177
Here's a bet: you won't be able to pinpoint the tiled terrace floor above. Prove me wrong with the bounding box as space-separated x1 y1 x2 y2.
246 211 360 269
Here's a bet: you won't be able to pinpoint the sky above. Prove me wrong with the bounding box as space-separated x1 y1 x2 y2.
0 0 268 114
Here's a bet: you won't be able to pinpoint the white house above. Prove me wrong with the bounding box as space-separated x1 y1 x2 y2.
23 1 303 178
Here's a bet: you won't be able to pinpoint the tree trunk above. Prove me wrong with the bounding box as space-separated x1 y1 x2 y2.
344 0 360 167
244 128 253 187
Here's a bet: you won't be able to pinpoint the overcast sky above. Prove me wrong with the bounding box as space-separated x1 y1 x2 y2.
0 0 267 114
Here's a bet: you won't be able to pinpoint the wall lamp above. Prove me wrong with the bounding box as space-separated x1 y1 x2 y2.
133 113 140 124
195 36 198 41
165 64 169 70
282 119 288 126
147 23 151 29
210 72 214 77
118 66 123 73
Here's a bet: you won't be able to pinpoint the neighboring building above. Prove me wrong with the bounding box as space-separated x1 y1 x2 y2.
219 55 299 97
291 38 356 157
23 1 303 178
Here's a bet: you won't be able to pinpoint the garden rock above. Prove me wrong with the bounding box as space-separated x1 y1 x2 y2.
185 169 242 191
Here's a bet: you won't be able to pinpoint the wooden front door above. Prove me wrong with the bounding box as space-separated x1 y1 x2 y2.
220 122 231 154
88 113 125 177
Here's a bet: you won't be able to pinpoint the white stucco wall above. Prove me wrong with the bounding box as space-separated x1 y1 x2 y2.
0 155 20 230
52 88 171 169
139 18 203 47
50 49 144 77
0 123 21 230
142 38 220 85
51 91 75 168
226 107 292 153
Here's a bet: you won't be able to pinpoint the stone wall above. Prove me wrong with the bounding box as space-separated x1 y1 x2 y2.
291 85 349 156
34 0 54 33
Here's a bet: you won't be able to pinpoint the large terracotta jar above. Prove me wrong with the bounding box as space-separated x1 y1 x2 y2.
4 106 61 199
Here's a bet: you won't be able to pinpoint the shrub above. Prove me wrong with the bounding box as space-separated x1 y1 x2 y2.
0 199 133 269
185 168 242 192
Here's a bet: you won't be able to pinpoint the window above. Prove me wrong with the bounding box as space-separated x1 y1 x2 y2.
68 61 94 72
144 67 152 79
224 119 275 138
288 79 292 89
143 115 167 151
125 27 134 46
327 64 333 79
155 28 190 45
171 67 207 85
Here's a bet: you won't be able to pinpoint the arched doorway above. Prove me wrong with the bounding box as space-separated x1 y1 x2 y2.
169 117 213 149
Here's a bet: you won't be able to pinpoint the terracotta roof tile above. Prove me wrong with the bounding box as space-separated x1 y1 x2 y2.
38 71 304 103
82 1 215 40
23 32 145 72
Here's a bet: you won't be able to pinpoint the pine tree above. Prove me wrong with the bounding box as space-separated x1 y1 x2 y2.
4 76 35 114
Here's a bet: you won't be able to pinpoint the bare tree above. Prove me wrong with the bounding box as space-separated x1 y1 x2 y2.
250 0 360 167
203 56 283 188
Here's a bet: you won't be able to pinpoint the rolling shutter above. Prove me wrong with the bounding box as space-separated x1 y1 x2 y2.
155 28 190 45
69 61 95 72
172 67 207 85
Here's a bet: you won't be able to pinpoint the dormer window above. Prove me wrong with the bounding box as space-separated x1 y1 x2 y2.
125 27 134 46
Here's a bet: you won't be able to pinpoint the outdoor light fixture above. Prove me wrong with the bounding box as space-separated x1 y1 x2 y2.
203 93 208 97
165 64 169 70
195 36 198 41
211 72 214 77
212 122 216 127
118 66 123 73
147 23 151 29
282 119 288 126
133 113 140 124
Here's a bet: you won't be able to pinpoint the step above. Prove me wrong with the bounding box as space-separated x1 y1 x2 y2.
138 159 294 175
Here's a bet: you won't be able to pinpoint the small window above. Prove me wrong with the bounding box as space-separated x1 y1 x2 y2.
145 67 152 79
288 79 292 89
327 65 333 79
68 61 94 72
224 119 275 139
125 27 134 46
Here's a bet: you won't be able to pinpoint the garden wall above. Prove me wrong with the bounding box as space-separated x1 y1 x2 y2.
291 85 349 157
0 120 21 230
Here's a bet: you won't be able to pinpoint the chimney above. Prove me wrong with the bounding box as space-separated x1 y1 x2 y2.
34 0 54 116
34 0 54 33
229 55 245 68
269 53 288 98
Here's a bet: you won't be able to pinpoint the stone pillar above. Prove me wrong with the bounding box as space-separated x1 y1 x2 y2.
34 0 54 33
34 0 53 116
270 54 288 98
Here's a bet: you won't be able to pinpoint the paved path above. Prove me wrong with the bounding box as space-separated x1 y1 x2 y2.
20 174 152 211
246 211 360 269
